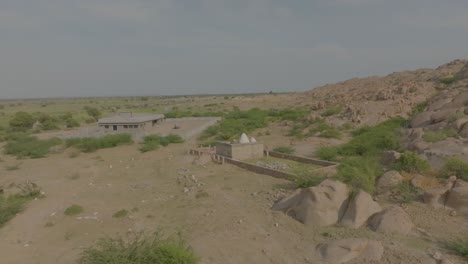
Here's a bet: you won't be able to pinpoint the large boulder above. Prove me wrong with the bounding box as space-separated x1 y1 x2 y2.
272 179 350 227
368 206 414 235
339 190 381 229
445 186 468 216
423 188 449 208
376 171 403 194
316 239 383 264
411 112 432 128
431 108 460 123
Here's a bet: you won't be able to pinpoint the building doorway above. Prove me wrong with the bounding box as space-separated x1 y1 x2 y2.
113 125 117 131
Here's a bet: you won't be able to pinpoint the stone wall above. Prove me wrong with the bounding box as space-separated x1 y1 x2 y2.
268 151 338 167
222 157 294 180
216 142 264 160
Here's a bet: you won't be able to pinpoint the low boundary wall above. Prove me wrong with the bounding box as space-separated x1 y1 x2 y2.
189 148 339 180
267 151 338 167
222 156 294 180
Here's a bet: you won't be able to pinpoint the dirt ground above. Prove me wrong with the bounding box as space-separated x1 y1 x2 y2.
1 135 467 264
0 93 467 264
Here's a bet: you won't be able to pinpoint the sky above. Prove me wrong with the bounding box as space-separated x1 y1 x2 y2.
1 0 467 99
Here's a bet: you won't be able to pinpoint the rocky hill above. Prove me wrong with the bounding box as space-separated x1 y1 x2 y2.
297 59 468 126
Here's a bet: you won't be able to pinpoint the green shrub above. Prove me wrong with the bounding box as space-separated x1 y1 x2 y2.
393 151 430 173
84 106 102 120
0 195 30 227
113 209 129 218
339 118 405 156
291 172 325 189
65 117 80 128
0 184 42 227
337 156 383 193
422 129 457 143
412 101 428 115
448 113 465 122
140 134 184 153
440 76 457 85
316 146 339 161
4 136 62 159
319 127 342 139
66 134 132 153
79 233 199 264
321 106 342 117
273 146 295 154
394 182 421 203
9 112 35 131
446 238 468 260
199 108 307 141
441 158 468 181
64 205 83 216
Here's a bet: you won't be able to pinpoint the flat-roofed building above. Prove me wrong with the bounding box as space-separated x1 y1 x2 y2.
98 113 165 133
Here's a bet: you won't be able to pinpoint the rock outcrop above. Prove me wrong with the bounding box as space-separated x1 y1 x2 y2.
316 238 383 264
368 206 414 235
272 179 350 226
339 190 381 229
376 170 403 194
445 183 468 215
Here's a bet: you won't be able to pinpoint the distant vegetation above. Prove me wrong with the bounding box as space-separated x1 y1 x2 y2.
9 112 35 131
66 134 133 153
4 135 62 159
79 233 198 264
321 106 342 117
439 75 458 85
199 108 308 142
84 106 102 121
140 134 184 153
288 118 342 139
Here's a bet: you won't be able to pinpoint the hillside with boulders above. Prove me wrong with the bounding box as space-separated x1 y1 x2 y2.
295 59 468 127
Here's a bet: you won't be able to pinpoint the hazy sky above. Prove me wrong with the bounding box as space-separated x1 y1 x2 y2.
1 0 467 99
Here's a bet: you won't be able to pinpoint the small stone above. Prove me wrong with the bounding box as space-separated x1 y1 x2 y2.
183 187 189 193
274 223 279 227
450 210 457 216
238 219 243 224
432 251 443 261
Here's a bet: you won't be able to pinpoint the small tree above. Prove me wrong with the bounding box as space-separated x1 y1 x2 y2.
9 112 35 131
84 106 102 120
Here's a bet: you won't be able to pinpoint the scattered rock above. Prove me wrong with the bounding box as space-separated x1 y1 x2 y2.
445 186 468 216
316 238 383 264
376 171 403 194
368 206 414 235
423 188 449 208
381 151 401 166
339 190 381 229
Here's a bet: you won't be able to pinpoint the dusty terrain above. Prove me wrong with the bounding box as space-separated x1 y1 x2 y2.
1 138 467 264
1 60 468 263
